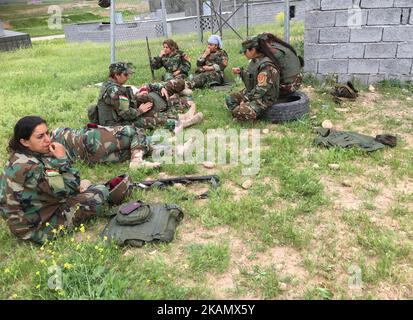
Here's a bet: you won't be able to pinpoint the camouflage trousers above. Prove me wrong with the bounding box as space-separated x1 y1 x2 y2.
52 126 150 164
163 72 187 82
280 73 302 96
189 71 223 89
27 185 109 244
225 91 267 121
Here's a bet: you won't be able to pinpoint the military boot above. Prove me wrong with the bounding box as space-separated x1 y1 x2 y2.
129 149 161 170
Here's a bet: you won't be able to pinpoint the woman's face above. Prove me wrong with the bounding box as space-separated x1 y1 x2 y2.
207 43 218 52
244 47 257 59
114 72 129 85
20 123 51 154
163 44 172 55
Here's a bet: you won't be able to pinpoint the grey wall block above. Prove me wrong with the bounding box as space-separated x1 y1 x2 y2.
304 28 319 44
394 0 413 7
321 0 353 10
335 9 368 27
401 8 410 24
383 26 413 41
319 27 350 43
350 27 383 42
364 43 397 58
318 59 348 73
306 0 321 11
367 8 402 25
380 59 413 74
333 43 365 58
348 59 380 73
304 59 318 73
304 44 335 58
360 0 394 8
397 42 413 58
305 10 336 27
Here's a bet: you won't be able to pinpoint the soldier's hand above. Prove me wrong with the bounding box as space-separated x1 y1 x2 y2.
161 87 170 100
202 48 210 58
173 70 181 76
160 49 166 57
232 67 241 74
202 66 213 72
49 142 66 159
139 102 153 113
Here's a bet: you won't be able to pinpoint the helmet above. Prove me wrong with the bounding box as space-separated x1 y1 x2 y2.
106 174 133 205
98 0 111 8
109 62 135 75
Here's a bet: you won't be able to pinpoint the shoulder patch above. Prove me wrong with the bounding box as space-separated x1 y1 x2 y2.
257 72 267 86
119 95 129 110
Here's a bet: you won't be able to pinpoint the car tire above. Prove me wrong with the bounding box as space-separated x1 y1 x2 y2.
261 91 310 123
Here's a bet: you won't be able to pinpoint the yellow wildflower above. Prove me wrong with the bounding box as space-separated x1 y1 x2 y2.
71 238 75 242
79 224 85 233
11 293 17 299
4 268 10 274
86 235 91 241
36 271 40 276
103 236 108 241
36 284 40 289
63 263 72 270
45 222 50 227
51 228 58 235
59 225 65 231
40 259 46 265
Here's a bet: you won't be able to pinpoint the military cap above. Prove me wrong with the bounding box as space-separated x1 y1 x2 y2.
239 37 259 54
109 62 135 75
106 174 133 205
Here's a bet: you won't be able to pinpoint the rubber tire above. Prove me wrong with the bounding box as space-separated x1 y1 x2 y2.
261 91 310 123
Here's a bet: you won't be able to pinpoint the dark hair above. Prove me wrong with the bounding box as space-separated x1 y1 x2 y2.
8 116 47 154
256 38 282 73
163 39 179 52
261 32 304 67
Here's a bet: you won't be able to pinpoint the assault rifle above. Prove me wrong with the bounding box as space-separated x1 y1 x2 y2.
133 175 220 199
146 36 155 81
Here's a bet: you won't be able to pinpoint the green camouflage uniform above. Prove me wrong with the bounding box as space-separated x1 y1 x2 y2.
226 54 280 121
150 50 191 81
0 151 109 244
97 79 189 131
189 48 229 88
267 41 302 96
51 125 151 164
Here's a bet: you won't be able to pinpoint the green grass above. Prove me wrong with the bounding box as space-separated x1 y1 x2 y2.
1 19 413 299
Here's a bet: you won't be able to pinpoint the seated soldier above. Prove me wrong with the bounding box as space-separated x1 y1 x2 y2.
93 62 203 132
150 39 191 81
225 37 280 121
187 35 228 89
0 116 110 244
257 32 304 96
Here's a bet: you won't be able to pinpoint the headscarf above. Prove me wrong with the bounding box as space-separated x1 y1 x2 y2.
208 34 223 49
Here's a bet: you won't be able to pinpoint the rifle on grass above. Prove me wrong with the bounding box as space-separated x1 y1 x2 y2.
133 175 220 199
146 36 155 81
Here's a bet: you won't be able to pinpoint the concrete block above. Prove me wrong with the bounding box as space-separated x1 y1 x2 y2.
304 59 318 73
348 59 380 73
380 59 412 75
304 28 319 44
394 0 413 7
318 59 348 74
335 9 367 27
364 43 397 58
337 74 353 83
305 10 336 28
306 0 321 11
333 43 365 58
350 27 383 42
360 0 394 8
401 8 410 24
385 74 413 81
319 27 350 43
383 26 413 41
367 8 402 25
411 11 413 24
353 75 370 85
368 74 386 83
321 0 353 10
397 42 413 58
304 44 335 58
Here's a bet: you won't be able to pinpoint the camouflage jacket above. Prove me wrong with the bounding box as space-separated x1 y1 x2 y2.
196 48 228 76
97 80 143 126
150 50 191 78
267 42 302 84
0 151 80 241
241 55 280 111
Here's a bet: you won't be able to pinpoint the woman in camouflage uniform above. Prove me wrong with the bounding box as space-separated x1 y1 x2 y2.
150 39 191 81
258 32 303 96
187 35 229 89
0 116 109 244
51 124 161 169
225 37 281 121
95 62 203 132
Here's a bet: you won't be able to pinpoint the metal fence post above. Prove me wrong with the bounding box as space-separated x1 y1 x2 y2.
284 0 290 43
160 0 168 37
110 0 116 63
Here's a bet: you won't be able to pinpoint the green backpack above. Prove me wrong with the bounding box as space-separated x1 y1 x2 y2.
102 200 184 247
87 104 99 124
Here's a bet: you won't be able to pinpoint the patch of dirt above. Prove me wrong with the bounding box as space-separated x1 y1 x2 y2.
321 176 362 210
224 180 248 201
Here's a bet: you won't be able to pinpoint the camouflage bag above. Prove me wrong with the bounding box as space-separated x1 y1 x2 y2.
331 81 358 103
102 200 184 247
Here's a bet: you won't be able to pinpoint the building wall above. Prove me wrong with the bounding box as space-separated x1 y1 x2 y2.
304 0 413 84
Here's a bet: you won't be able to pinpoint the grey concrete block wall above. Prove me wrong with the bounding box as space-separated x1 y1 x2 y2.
304 0 413 84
